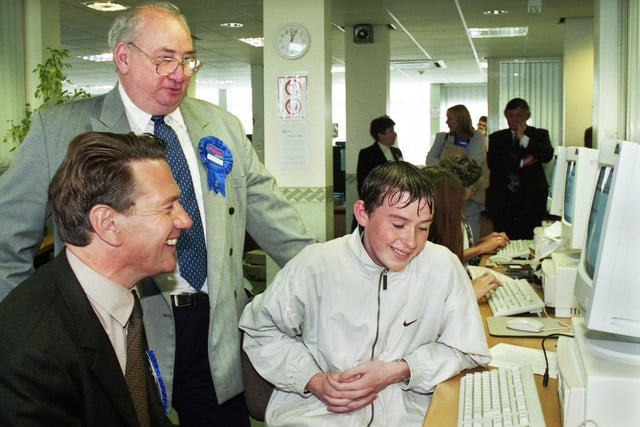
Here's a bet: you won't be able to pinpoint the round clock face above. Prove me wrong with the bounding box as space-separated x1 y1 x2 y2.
275 23 310 59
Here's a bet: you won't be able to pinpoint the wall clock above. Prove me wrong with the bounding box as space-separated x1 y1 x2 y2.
275 23 310 59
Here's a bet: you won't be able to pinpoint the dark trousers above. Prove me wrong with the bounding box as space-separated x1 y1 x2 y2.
172 301 250 427
491 191 542 240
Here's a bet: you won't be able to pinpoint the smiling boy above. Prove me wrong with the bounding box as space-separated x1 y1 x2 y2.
239 161 490 426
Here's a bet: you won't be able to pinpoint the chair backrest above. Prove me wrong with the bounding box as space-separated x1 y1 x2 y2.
241 345 273 422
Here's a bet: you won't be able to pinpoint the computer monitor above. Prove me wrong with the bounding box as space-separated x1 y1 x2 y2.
546 146 567 216
560 147 599 250
574 139 640 362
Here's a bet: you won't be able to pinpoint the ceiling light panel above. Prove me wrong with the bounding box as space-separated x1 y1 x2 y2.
468 27 528 38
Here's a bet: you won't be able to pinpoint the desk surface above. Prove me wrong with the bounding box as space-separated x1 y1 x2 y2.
422 288 564 426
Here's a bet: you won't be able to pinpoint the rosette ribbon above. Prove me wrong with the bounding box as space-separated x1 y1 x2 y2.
199 136 233 196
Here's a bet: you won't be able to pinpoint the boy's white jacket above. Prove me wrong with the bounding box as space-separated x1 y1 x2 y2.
240 231 491 426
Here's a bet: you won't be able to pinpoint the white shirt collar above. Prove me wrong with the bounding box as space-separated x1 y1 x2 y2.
117 83 186 134
66 249 133 328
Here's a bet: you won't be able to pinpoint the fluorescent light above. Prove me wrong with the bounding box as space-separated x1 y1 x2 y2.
483 9 509 16
238 37 264 47
220 22 244 28
78 53 113 62
82 1 129 12
390 60 447 70
469 27 528 38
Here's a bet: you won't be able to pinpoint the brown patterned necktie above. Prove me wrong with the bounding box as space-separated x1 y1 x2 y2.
126 291 151 427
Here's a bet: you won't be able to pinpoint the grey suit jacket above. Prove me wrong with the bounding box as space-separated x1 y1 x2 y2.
0 86 315 405
0 251 172 426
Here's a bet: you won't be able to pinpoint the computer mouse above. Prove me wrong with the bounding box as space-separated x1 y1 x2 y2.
506 318 544 333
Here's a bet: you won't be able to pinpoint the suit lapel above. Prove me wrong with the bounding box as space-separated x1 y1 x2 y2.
90 86 132 133
52 252 139 427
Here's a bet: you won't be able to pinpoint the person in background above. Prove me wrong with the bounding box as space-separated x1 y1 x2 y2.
0 2 315 426
486 98 554 240
0 132 180 426
425 104 488 240
239 161 490 426
584 126 593 148
354 115 403 232
477 115 489 151
477 115 488 137
423 165 505 300
356 115 403 197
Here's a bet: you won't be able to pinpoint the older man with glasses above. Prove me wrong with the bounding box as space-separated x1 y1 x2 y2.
0 2 315 426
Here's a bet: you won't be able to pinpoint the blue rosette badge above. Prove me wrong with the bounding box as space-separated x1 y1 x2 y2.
199 136 233 196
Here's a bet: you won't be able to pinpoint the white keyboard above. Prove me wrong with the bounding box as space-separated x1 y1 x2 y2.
468 266 545 316
458 365 546 427
495 239 534 260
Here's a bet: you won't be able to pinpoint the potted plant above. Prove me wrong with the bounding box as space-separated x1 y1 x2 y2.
3 48 90 150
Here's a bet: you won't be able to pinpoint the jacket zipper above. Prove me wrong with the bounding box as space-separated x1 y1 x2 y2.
367 268 388 427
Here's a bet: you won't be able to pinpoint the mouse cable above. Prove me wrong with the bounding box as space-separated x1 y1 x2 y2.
541 333 574 387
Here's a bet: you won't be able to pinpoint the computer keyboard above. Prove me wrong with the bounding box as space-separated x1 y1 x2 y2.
494 239 534 260
468 266 545 316
458 365 546 427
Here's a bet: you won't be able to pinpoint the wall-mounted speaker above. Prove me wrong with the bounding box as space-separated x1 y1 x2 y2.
353 24 374 44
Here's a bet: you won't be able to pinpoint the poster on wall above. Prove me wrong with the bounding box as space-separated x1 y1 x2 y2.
278 121 309 170
277 74 308 120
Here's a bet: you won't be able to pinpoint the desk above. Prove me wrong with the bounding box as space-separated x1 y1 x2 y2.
423 287 564 426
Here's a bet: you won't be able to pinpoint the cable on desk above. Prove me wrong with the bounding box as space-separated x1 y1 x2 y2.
541 333 574 387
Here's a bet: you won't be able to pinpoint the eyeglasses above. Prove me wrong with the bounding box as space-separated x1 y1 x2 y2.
127 42 202 76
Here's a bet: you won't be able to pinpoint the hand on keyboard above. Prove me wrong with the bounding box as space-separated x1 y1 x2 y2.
489 239 535 264
471 271 503 300
475 232 510 255
467 266 545 316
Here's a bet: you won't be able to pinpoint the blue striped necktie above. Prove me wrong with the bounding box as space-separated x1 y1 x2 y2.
151 115 207 291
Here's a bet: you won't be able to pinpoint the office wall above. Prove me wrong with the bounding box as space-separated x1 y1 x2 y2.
564 18 594 148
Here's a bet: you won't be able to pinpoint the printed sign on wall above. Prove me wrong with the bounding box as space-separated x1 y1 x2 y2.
277 74 308 120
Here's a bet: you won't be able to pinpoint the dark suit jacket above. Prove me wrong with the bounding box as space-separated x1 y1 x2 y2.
486 126 554 219
356 143 403 196
0 251 172 427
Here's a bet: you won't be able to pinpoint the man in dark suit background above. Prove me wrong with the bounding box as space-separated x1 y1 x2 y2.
0 132 182 426
486 98 554 239
356 115 403 197
353 115 403 232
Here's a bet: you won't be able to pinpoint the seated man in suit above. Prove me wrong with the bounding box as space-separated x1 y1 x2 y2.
0 132 184 426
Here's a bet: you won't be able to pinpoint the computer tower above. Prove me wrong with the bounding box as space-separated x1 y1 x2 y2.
557 317 640 427
541 251 580 317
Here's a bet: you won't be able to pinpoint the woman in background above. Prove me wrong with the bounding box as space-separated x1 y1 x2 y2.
426 104 488 240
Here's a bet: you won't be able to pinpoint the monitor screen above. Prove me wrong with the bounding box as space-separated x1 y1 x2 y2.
560 148 599 250
563 160 576 225
546 146 567 216
583 166 612 278
574 140 640 362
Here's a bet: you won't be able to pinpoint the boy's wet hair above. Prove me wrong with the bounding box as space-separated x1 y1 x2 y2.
360 161 435 215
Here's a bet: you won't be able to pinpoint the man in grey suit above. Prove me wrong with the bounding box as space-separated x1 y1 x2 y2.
0 132 181 426
0 2 314 426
